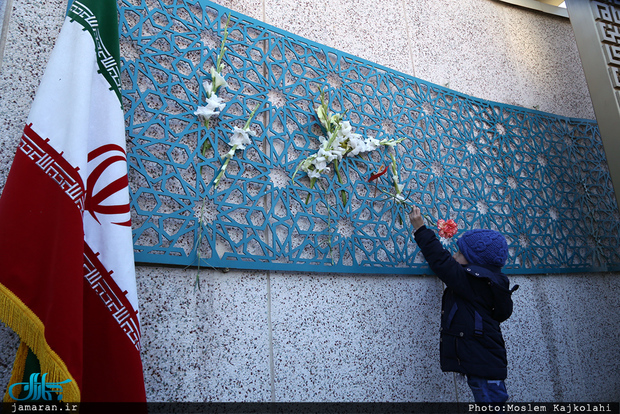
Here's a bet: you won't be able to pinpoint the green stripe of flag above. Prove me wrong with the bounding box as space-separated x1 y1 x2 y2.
67 0 122 104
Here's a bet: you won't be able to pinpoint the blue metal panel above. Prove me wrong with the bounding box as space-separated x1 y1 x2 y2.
119 0 620 274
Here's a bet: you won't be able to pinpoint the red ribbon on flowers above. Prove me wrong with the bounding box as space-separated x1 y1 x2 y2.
368 165 388 182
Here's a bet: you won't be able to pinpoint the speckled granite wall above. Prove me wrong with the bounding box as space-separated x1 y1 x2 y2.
1 0 618 403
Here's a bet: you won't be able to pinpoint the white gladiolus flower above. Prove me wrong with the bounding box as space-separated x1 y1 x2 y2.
229 126 256 150
329 148 345 162
317 147 338 163
307 169 322 179
345 133 368 156
201 68 228 99
195 105 216 120
210 66 228 93
194 94 226 120
203 81 215 98
300 158 314 172
328 134 347 160
212 104 261 189
316 105 329 128
313 156 328 172
330 113 342 127
366 137 380 151
317 135 344 162
206 93 225 110
340 121 352 136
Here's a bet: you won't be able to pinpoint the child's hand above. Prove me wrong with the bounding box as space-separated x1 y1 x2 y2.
409 206 425 231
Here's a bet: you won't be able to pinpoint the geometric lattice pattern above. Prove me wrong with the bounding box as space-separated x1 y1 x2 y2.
119 0 620 275
594 1 620 98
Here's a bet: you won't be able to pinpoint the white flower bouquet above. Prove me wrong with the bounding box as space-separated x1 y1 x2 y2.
293 88 405 204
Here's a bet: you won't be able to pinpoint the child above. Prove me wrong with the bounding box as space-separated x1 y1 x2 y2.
409 206 517 403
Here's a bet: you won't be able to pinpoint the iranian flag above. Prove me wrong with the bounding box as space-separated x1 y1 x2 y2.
0 0 146 403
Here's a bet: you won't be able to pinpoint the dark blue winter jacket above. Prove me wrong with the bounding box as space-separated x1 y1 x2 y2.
414 225 514 380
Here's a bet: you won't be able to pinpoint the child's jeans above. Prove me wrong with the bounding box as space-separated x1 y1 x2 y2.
466 375 509 403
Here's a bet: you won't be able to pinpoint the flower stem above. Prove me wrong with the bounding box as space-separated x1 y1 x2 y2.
333 160 347 206
193 197 208 291
244 102 262 129
423 214 437 227
390 154 401 196
317 180 335 265
213 145 237 188
305 177 317 204
201 137 212 157
216 14 231 73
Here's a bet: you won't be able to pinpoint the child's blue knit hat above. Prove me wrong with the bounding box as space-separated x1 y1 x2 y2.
456 229 508 268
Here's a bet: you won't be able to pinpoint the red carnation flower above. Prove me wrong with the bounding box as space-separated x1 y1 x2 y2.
437 219 458 239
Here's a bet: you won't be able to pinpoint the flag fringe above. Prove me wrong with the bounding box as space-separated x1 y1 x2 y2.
0 282 81 402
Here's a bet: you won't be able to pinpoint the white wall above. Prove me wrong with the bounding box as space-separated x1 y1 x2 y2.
1 0 618 403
